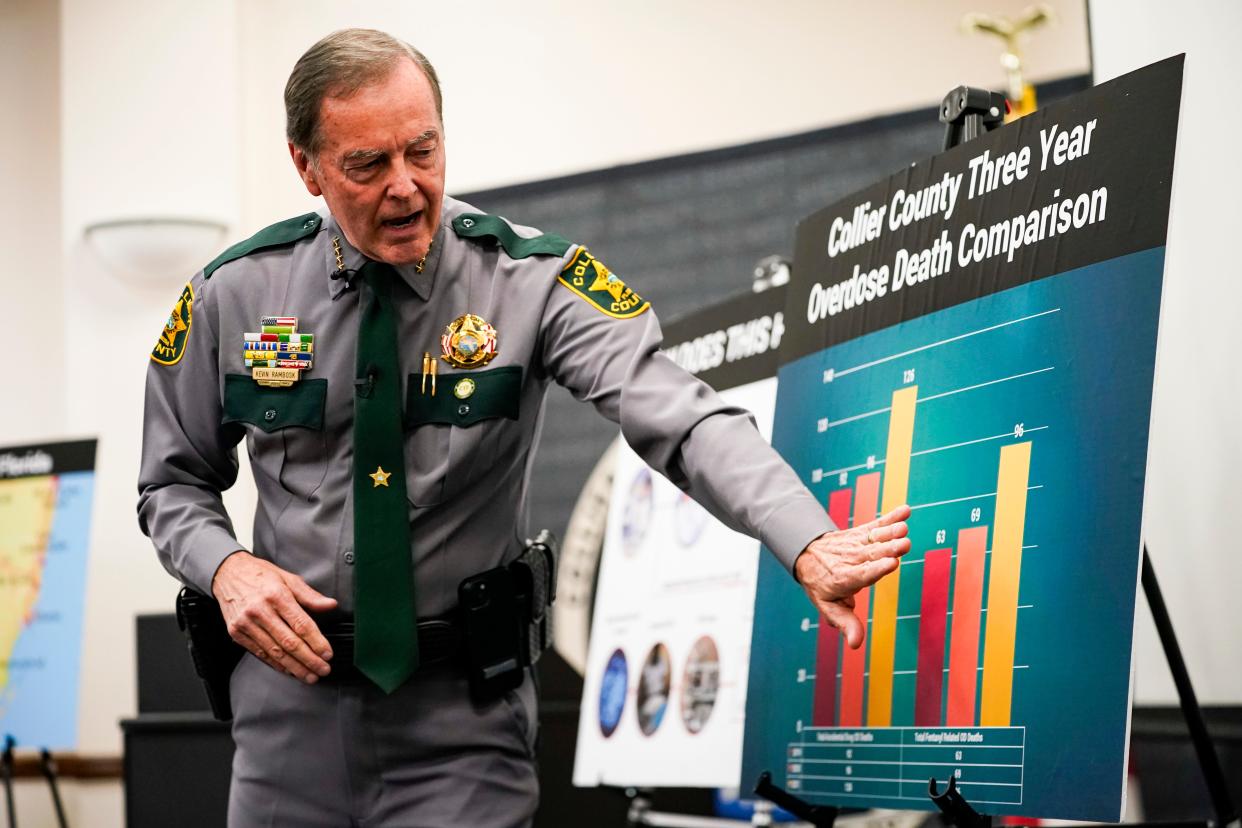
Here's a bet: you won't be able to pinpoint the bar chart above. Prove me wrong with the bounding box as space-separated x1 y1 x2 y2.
810 433 1033 734
795 347 1038 805
742 249 1166 819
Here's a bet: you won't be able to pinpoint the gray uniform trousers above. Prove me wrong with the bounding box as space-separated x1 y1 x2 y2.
227 656 539 827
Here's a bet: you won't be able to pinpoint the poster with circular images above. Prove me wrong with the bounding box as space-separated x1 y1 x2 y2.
572 287 785 789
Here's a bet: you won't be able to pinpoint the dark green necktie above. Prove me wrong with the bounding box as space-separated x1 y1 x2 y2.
353 261 418 692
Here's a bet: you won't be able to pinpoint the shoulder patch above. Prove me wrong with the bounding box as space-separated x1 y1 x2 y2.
203 212 322 278
151 282 194 366
452 213 572 259
558 247 650 319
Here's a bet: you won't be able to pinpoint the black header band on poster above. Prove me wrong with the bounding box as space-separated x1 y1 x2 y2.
659 285 786 393
0 439 97 480
781 55 1184 365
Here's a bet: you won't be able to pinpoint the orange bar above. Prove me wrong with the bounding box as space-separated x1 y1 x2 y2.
853 471 881 526
838 472 880 726
945 526 988 725
867 386 918 726
979 442 1032 726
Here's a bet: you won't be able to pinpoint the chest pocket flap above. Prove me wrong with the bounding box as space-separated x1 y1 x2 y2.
223 374 327 432
404 365 521 427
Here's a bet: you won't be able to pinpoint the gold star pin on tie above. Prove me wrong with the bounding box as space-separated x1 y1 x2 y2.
370 466 391 488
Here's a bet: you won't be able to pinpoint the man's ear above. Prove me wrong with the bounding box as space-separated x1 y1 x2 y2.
289 143 323 197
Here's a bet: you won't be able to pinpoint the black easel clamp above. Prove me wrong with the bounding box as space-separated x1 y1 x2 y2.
939 86 1008 151
929 776 991 828
753 771 840 828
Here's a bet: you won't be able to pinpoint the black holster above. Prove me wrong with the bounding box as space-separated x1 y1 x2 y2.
458 530 558 702
175 586 244 721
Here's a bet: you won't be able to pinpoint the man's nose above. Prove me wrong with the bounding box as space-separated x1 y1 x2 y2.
385 167 419 201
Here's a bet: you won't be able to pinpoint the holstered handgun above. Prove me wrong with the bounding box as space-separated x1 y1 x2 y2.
175 586 244 721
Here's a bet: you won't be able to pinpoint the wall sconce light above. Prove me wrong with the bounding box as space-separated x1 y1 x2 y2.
84 217 229 287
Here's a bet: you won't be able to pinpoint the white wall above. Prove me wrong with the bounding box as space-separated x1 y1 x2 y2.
0 1 76 821
19 2 248 825
237 0 1091 230
1090 0 1242 705
0 0 63 443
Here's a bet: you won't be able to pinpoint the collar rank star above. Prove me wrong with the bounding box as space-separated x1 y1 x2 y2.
242 316 315 387
440 314 498 369
369 466 391 488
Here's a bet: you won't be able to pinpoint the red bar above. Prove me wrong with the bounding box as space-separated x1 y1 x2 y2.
811 489 854 725
914 548 952 725
827 488 853 531
811 623 841 726
838 472 881 726
946 526 988 725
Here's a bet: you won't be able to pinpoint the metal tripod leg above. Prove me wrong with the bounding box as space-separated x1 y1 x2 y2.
2 736 16 828
1141 548 1239 828
39 751 68 828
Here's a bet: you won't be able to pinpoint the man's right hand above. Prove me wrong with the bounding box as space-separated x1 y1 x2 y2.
211 551 338 684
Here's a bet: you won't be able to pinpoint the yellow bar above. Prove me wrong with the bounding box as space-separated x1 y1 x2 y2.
979 441 1032 726
866 385 918 726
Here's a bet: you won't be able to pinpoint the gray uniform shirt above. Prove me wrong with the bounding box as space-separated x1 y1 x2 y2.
138 196 833 614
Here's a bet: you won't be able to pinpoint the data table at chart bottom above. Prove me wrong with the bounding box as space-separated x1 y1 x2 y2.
784 727 1025 808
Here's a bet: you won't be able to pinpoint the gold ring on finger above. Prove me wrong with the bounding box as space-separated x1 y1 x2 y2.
867 528 878 544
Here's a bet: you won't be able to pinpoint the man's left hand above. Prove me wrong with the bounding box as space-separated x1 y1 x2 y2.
794 504 912 650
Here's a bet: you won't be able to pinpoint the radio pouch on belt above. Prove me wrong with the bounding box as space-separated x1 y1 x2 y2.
512 529 557 666
175 586 244 722
458 530 558 703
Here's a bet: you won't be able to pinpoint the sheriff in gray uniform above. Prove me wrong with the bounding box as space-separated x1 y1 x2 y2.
138 28 910 828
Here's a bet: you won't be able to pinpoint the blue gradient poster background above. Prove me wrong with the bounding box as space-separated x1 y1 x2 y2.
741 249 1164 820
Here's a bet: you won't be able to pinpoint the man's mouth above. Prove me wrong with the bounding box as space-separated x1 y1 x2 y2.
382 211 420 229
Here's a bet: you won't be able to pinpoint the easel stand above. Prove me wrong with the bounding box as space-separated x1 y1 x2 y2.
0 737 71 828
754 772 839 827
622 786 771 827
1137 550 1238 828
2 736 14 828
39 750 68 828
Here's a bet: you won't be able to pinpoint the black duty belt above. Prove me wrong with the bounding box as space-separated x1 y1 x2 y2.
177 531 558 718
315 615 464 685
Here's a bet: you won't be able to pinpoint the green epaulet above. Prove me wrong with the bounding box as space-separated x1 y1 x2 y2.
451 213 572 259
203 212 323 278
